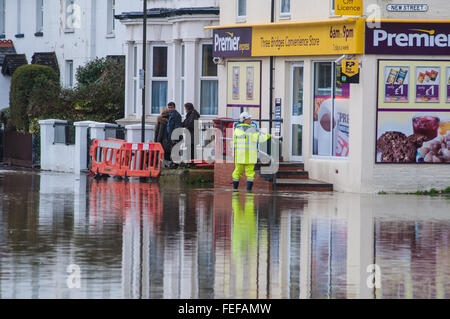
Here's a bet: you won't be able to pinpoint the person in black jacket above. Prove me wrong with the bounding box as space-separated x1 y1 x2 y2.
154 107 172 164
182 102 200 161
167 102 182 145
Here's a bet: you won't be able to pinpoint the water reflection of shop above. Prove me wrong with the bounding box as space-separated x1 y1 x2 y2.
112 180 217 299
372 197 450 299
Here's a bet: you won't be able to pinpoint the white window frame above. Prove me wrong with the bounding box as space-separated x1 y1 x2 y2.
106 0 115 36
180 44 185 115
36 0 44 33
329 0 341 17
150 44 168 115
198 42 218 116
0 0 5 36
65 60 74 89
236 0 246 22
65 0 76 32
280 0 291 19
16 0 22 35
133 46 138 114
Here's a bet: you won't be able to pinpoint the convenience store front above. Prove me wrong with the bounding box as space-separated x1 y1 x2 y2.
211 19 450 193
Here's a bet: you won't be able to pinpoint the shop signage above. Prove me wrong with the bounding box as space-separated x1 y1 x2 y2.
213 27 252 57
334 0 363 16
252 18 365 56
386 4 428 12
341 59 359 83
366 22 450 55
376 60 450 164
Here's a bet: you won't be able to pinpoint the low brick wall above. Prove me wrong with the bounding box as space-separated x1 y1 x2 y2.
214 162 272 191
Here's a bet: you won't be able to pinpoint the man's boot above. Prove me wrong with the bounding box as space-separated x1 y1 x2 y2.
233 181 239 190
246 181 254 191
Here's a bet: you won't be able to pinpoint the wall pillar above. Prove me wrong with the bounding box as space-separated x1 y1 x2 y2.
38 119 67 171
74 121 96 174
125 123 155 143
184 38 199 108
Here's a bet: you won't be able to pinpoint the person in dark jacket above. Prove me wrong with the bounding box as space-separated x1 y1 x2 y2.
154 107 172 163
181 102 200 160
167 102 182 145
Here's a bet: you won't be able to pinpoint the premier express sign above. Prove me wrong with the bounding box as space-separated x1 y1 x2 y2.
213 19 364 57
365 22 450 55
213 27 252 57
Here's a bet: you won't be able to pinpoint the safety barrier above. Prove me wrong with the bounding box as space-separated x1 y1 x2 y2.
90 139 164 178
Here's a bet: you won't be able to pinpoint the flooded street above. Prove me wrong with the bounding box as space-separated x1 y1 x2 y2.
0 169 450 299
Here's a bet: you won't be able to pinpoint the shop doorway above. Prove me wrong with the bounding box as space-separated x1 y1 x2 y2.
290 63 304 162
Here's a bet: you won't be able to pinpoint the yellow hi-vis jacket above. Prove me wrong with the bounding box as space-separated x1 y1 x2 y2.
233 123 271 164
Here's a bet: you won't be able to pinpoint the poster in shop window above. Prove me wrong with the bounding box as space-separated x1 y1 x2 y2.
376 60 450 164
246 66 254 100
446 67 450 103
384 66 409 102
415 66 440 103
232 66 240 100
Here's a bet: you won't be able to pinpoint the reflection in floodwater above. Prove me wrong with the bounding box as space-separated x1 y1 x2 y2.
0 170 450 298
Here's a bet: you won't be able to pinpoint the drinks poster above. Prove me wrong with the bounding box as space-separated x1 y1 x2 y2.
416 66 440 102
384 66 409 102
246 66 254 100
377 60 450 164
232 66 240 100
447 66 450 103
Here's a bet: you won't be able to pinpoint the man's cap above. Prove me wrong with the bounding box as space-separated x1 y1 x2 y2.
239 112 252 122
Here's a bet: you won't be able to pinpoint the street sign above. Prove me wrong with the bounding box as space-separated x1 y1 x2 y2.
386 4 428 12
341 60 359 84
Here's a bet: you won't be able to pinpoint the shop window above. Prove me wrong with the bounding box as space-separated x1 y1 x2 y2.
237 0 246 22
313 61 350 157
280 0 290 18
200 44 218 115
151 46 168 114
0 0 5 37
36 0 44 33
107 0 115 35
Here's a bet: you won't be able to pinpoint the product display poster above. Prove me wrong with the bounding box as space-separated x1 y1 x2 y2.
232 66 240 100
415 66 440 103
384 66 409 102
246 66 254 100
376 60 450 164
447 67 450 103
227 61 261 108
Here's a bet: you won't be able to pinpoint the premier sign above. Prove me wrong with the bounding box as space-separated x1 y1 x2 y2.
213 27 252 57
366 22 450 55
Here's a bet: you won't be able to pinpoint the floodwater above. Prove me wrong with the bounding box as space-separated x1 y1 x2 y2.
0 169 450 299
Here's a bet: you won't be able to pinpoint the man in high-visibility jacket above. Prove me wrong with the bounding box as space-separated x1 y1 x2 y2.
232 112 271 191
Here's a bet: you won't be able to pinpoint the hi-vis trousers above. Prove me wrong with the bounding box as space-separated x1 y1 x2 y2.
232 163 255 182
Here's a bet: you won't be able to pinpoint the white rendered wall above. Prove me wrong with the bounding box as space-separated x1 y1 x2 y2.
0 75 10 108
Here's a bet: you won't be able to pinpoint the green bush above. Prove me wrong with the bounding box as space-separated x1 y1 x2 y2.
9 58 124 133
9 65 60 132
72 57 125 123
